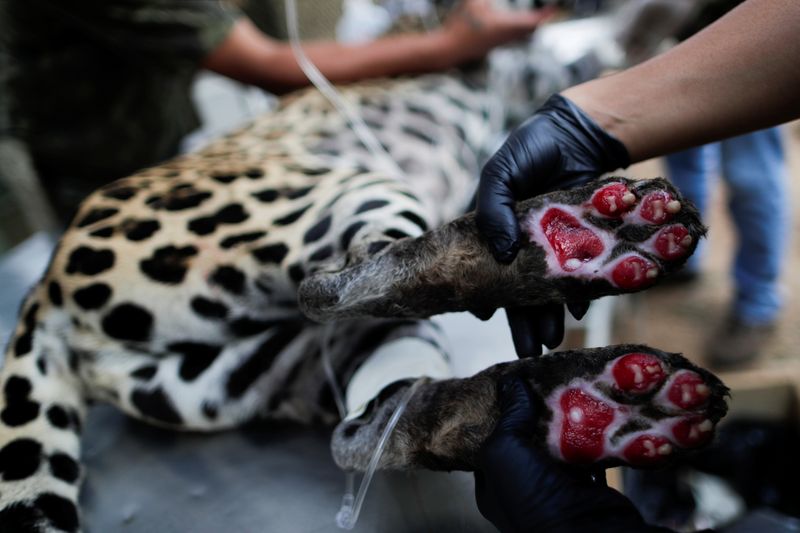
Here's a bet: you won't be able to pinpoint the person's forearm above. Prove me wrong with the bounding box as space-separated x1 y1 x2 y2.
279 33 456 88
204 19 459 95
563 0 800 162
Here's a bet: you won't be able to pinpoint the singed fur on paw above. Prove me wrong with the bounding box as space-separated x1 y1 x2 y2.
332 344 727 472
300 177 706 321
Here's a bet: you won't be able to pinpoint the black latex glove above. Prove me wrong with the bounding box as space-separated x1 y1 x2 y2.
475 377 672 533
475 94 629 357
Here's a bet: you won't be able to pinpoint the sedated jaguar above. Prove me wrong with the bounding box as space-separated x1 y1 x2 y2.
0 18 728 533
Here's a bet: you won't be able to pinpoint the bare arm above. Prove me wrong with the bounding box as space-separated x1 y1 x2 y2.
203 2 550 95
563 0 800 162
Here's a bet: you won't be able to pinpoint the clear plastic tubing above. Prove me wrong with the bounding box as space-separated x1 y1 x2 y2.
335 379 423 529
284 0 403 178
320 323 423 529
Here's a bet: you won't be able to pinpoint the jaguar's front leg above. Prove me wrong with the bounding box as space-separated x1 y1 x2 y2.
332 344 728 472
300 177 705 321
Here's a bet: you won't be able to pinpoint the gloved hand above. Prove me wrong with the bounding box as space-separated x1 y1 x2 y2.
475 377 671 533
475 94 630 357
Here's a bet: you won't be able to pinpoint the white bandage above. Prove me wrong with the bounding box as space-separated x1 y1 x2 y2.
344 337 453 420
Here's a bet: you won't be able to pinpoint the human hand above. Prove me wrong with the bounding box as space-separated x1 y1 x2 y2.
439 0 553 66
474 94 630 357
503 301 588 358
475 377 667 533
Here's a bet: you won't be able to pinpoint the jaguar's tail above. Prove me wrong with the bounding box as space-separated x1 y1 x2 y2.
0 292 86 533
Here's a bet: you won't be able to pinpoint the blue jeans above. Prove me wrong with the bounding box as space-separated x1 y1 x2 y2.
665 128 789 325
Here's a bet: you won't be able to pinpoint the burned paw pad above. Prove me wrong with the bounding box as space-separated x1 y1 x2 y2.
522 178 702 291
591 183 637 217
611 353 666 394
546 352 718 467
541 209 605 272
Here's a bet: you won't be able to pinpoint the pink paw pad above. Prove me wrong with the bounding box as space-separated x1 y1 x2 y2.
541 208 604 272
667 371 711 410
559 388 615 463
641 191 680 224
612 353 666 394
672 416 715 448
611 256 659 290
591 183 636 218
623 434 673 466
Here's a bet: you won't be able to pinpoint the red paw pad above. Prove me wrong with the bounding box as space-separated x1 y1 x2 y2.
541 208 605 272
672 417 714 448
623 434 673 466
654 225 693 260
612 353 666 394
591 183 636 218
559 388 615 463
611 256 659 290
641 191 680 224
667 371 710 410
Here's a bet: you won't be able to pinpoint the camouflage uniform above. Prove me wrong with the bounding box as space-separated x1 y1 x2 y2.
0 0 240 222
244 0 342 41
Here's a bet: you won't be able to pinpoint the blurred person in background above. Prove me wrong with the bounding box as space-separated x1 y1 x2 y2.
617 0 790 369
0 0 548 224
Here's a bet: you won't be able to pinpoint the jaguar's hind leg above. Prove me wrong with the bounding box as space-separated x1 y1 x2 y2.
113 316 453 429
331 344 728 472
299 177 706 321
79 322 327 431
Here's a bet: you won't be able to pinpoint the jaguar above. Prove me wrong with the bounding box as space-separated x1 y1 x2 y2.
0 21 728 533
